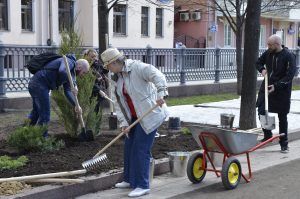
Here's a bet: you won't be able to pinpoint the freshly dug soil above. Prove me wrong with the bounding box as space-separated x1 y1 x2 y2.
0 123 199 178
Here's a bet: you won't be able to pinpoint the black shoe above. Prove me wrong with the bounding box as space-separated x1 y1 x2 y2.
280 146 289 153
260 136 272 143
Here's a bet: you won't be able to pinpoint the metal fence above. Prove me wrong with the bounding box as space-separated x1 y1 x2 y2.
0 44 299 95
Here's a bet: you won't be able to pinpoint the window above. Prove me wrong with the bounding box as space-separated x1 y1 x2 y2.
0 0 8 30
259 25 266 48
141 7 149 36
59 0 74 32
21 0 33 31
113 4 127 35
224 24 232 47
156 8 163 37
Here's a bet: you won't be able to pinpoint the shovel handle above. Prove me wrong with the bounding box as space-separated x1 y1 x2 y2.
93 104 160 158
28 178 85 184
63 55 85 128
0 169 87 183
264 71 269 114
99 90 114 103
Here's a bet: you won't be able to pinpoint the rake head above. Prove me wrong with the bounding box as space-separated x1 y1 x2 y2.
82 153 109 171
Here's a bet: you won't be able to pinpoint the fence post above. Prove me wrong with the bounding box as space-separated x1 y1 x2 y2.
0 40 6 97
214 47 220 83
146 44 153 65
180 46 186 84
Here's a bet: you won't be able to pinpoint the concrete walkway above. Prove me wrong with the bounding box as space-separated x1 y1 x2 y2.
76 90 300 199
77 139 300 199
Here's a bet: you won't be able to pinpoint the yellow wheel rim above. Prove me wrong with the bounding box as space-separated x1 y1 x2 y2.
193 157 204 179
228 163 239 184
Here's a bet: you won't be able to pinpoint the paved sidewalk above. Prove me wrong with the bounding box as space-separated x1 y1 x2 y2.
77 139 300 199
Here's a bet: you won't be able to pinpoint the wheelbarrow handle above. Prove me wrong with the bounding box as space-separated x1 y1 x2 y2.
93 104 160 158
63 55 85 129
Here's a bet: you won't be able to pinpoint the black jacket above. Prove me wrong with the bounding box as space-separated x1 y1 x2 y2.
256 47 296 113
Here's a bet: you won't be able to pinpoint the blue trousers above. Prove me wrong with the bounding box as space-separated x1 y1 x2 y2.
123 122 156 189
28 80 50 136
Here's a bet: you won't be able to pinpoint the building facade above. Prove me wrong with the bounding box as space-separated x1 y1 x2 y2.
174 0 300 49
0 0 174 48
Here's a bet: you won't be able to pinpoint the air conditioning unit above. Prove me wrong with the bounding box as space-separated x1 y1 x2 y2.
191 12 201 21
180 12 189 22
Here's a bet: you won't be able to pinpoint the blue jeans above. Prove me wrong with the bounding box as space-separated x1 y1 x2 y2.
28 80 50 136
123 122 156 189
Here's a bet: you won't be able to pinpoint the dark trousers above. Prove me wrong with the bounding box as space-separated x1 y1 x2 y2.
123 121 156 189
28 81 50 136
258 104 288 147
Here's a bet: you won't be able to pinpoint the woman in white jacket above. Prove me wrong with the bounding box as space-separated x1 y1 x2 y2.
101 48 168 197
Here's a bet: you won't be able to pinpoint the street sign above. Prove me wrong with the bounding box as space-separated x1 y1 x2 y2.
210 25 217 32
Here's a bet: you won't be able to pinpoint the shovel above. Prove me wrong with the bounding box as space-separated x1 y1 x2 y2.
63 55 94 141
259 72 275 130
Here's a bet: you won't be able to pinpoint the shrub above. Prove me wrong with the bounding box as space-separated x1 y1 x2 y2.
8 126 65 152
51 27 101 137
181 127 191 135
0 156 28 170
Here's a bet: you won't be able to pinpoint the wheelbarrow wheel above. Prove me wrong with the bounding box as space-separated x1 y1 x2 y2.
221 157 241 190
187 152 207 183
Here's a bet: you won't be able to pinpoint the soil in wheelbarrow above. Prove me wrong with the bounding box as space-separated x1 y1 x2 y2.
0 121 199 178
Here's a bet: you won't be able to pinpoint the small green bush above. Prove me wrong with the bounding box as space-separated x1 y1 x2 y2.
181 127 191 135
0 155 28 170
8 126 65 152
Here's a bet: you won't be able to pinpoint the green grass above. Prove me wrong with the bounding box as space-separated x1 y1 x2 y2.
166 93 239 106
292 85 300 90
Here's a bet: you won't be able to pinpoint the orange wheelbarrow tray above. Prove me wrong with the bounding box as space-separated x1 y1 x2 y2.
186 125 282 190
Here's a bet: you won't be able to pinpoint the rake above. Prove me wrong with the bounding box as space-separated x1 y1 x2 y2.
81 104 160 168
0 154 108 183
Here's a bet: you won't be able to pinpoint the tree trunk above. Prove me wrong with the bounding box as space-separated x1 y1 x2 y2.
98 0 109 54
239 0 262 130
236 27 243 95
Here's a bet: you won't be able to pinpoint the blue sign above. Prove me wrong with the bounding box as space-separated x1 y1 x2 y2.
158 0 171 4
210 25 217 32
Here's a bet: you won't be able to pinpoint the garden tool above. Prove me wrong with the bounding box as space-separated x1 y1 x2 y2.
0 154 107 183
82 104 160 167
63 55 94 141
259 72 275 130
99 90 114 103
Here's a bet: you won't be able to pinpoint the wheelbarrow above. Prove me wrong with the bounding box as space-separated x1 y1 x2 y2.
186 125 282 190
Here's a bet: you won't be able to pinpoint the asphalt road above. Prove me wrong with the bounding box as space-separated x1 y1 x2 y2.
170 158 300 199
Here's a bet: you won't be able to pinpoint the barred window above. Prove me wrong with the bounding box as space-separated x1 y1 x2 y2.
59 0 74 32
113 4 127 35
21 0 33 31
0 0 8 30
141 7 149 36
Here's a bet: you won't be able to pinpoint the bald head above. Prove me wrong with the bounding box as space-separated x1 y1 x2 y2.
75 59 90 77
267 34 283 53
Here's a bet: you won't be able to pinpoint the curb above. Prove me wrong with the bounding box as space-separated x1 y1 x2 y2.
7 159 170 199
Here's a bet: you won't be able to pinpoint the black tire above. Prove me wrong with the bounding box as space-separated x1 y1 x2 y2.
186 152 207 183
221 157 241 190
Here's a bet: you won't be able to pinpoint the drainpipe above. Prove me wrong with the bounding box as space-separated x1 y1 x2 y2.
47 0 52 46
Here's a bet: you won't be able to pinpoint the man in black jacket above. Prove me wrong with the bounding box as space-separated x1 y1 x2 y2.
256 34 297 153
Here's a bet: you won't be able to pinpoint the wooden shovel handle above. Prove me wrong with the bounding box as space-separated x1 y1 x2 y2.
0 169 86 183
28 178 85 184
264 71 269 114
63 55 85 128
93 104 160 158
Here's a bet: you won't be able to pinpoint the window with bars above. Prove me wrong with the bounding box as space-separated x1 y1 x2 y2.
113 4 127 35
0 0 8 30
156 8 163 37
21 0 33 31
59 0 74 32
141 6 149 36
259 25 266 48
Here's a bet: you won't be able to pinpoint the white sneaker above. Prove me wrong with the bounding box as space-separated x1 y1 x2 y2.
115 181 130 188
128 188 150 197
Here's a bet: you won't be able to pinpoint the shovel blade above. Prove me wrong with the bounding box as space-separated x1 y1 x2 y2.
259 115 276 130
